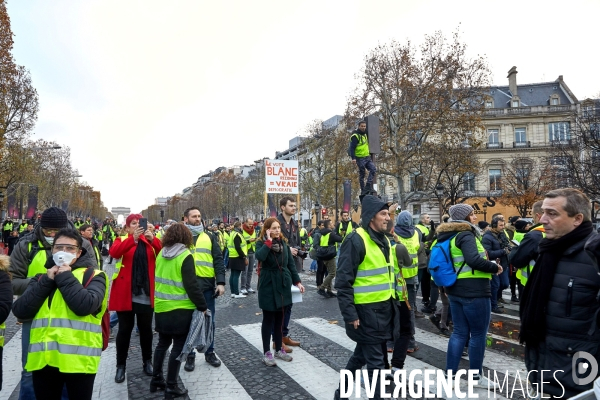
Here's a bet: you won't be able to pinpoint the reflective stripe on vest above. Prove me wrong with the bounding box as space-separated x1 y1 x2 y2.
155 250 196 313
397 231 419 279
27 241 47 278
450 235 492 279
0 322 5 347
352 228 394 305
392 245 408 302
26 267 108 374
227 230 247 259
194 232 214 278
242 230 257 253
352 133 370 158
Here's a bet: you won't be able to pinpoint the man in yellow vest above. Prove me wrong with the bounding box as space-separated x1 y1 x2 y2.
335 195 395 400
348 121 376 195
240 218 257 295
9 208 98 398
509 201 545 288
19 220 28 234
79 224 103 271
334 211 358 241
393 210 424 353
2 218 13 245
182 207 225 371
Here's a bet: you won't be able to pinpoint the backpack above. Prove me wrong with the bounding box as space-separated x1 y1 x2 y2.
315 233 337 261
82 267 110 351
428 234 465 287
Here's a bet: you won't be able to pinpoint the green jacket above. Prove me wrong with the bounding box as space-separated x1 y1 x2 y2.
255 239 301 312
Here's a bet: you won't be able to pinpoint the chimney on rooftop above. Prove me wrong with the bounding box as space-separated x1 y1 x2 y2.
507 66 518 96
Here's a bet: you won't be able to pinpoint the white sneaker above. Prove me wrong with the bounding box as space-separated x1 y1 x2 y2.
247 288 255 294
240 289 248 295
233 294 247 298
474 374 499 389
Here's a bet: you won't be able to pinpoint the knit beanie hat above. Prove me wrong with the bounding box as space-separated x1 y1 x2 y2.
515 220 529 230
478 221 489 230
449 204 474 222
40 207 68 229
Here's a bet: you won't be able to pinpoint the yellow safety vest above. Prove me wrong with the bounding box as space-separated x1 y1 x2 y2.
516 228 546 286
352 228 395 305
19 223 27 233
242 230 257 253
227 230 246 259
397 231 419 279
26 267 108 374
513 231 525 243
26 241 48 278
0 322 5 347
352 133 370 158
111 235 128 280
192 232 214 278
300 228 308 246
3 222 13 231
415 224 430 237
155 250 196 313
450 235 492 280
392 246 408 302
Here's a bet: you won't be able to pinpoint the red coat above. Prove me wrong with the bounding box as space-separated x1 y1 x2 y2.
108 234 162 312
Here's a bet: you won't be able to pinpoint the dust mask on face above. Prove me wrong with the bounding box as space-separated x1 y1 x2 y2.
45 236 54 245
52 251 76 267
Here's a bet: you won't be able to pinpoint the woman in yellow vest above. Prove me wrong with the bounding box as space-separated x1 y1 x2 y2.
13 229 107 400
436 204 501 389
0 254 13 392
152 223 207 399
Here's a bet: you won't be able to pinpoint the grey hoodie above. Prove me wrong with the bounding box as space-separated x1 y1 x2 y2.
161 243 188 259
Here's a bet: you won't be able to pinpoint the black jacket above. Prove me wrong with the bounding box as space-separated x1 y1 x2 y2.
155 252 207 335
13 251 107 321
0 256 13 326
277 214 299 248
509 224 544 270
525 231 600 398
481 230 509 270
436 222 499 298
335 195 395 344
314 228 343 246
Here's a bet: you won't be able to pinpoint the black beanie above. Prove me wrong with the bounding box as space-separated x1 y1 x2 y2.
41 207 68 229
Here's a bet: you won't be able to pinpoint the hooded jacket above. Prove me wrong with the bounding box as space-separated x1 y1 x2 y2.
394 211 426 277
13 247 106 321
335 195 394 344
10 222 99 296
154 244 207 336
436 221 499 298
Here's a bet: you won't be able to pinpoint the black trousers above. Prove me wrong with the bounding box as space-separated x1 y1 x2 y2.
262 309 285 353
32 365 95 400
153 332 187 385
390 302 412 369
419 268 431 302
341 342 386 400
316 259 326 287
116 302 154 365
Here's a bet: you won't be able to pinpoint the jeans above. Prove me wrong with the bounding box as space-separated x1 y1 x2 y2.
356 156 376 191
189 288 216 357
490 269 509 309
446 295 491 375
310 259 317 272
229 270 241 295
223 248 229 268
407 283 417 348
240 252 254 290
116 302 154 365
319 258 336 291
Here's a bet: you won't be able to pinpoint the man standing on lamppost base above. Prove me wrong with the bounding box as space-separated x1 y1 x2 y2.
348 121 376 195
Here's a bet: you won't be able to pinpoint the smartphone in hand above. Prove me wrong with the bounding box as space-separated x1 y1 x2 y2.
139 218 148 231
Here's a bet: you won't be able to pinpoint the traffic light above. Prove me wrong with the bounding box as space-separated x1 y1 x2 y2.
160 210 164 218
321 208 327 216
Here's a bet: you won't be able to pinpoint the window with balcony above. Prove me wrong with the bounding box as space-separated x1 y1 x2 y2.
489 169 502 191
488 129 500 147
549 122 571 142
463 173 475 192
515 127 527 146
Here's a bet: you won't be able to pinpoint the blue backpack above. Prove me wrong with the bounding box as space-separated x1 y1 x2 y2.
428 234 465 287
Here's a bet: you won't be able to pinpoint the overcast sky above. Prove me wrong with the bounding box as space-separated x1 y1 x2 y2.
7 0 600 213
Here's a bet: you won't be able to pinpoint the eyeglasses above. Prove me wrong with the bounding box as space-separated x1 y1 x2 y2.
53 244 80 253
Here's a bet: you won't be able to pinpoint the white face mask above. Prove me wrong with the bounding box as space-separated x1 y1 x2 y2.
44 236 54 245
53 251 76 266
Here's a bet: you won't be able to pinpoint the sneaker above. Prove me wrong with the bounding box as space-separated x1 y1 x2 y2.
407 346 419 353
205 352 221 367
232 294 247 299
263 351 277 367
247 288 255 294
275 349 293 362
491 307 504 314
462 347 468 357
240 289 248 295
474 374 499 389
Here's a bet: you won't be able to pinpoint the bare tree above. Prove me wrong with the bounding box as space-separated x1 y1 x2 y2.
345 30 491 207
497 157 552 217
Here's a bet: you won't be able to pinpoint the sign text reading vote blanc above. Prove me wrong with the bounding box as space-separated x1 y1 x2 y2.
265 159 298 194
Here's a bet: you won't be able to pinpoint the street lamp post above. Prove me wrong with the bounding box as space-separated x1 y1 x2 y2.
435 183 445 223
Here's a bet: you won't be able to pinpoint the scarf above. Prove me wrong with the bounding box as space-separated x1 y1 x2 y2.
131 239 150 297
243 225 255 236
271 237 283 253
519 221 593 345
449 219 483 239
186 223 204 236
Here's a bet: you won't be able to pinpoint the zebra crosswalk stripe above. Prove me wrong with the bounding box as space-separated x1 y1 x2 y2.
0 328 22 400
93 342 127 400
